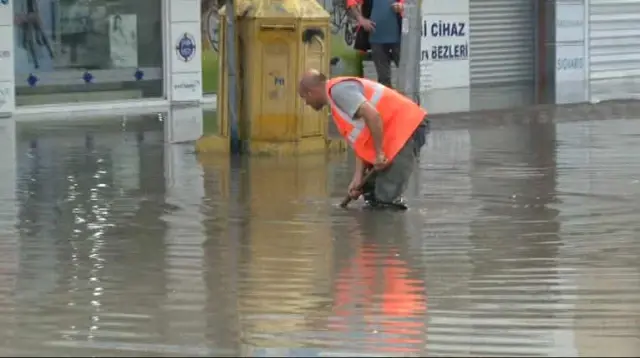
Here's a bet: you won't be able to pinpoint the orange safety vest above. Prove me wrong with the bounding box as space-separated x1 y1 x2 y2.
326 77 427 164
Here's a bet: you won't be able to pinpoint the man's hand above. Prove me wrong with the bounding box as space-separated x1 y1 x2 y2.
358 17 376 32
348 157 366 199
350 5 375 32
391 2 403 13
374 152 388 170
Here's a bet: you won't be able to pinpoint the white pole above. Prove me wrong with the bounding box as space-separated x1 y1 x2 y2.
397 0 422 104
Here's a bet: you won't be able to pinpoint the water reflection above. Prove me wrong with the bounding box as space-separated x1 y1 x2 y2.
200 154 241 355
238 155 337 352
329 212 428 356
464 114 563 356
0 118 18 356
14 117 171 355
2 105 640 356
555 119 640 356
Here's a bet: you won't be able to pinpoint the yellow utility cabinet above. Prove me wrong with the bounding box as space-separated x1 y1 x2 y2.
218 0 337 155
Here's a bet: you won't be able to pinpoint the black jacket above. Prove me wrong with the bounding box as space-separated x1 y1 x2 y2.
353 0 403 52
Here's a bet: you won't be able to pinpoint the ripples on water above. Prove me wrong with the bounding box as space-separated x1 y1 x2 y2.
0 112 639 356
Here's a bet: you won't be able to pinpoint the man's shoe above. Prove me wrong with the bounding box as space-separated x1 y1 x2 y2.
363 196 408 211
390 196 408 210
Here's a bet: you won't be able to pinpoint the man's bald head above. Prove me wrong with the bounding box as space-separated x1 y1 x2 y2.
299 69 327 91
298 69 328 111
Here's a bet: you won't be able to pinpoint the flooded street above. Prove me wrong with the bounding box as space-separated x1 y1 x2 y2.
1 103 640 356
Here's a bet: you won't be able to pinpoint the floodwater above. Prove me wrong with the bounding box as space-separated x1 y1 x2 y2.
2 102 640 357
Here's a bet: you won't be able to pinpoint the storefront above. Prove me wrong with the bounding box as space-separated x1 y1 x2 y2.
0 0 203 116
4 0 640 117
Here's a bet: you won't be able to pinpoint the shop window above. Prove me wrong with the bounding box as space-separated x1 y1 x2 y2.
14 0 164 105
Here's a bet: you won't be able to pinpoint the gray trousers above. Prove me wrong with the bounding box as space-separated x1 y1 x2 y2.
363 116 429 203
371 43 400 88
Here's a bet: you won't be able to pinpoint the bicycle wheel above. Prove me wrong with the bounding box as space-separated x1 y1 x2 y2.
344 21 356 46
205 7 220 52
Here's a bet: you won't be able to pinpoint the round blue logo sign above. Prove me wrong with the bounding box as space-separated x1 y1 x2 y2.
0 0 9 5
176 33 196 62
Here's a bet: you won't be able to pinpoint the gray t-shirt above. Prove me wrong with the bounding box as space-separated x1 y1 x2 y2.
328 80 367 119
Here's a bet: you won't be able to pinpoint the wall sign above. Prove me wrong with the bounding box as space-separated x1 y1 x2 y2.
168 12 202 103
554 43 587 104
421 20 468 60
555 2 585 43
173 79 200 92
175 33 196 62
0 0 8 5
171 72 202 102
419 13 470 89
553 0 587 104
555 44 585 82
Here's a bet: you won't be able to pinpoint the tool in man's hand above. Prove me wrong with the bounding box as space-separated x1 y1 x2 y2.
339 169 376 208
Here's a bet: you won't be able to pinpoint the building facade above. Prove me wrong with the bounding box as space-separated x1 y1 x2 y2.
420 0 640 111
1 0 640 117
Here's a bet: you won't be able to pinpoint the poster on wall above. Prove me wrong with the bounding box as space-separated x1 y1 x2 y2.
199 0 362 94
419 12 470 90
55 0 108 69
109 14 138 68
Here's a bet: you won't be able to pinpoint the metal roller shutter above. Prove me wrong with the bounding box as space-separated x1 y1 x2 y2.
589 0 640 86
470 0 535 85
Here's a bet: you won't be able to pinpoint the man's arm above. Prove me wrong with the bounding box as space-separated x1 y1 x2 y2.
347 0 376 30
354 103 384 157
354 156 366 180
347 0 366 23
330 81 385 158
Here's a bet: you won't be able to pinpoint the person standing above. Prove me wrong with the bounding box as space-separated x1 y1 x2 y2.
348 0 403 88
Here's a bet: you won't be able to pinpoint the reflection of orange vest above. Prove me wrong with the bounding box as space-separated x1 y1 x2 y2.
332 245 428 353
326 77 427 164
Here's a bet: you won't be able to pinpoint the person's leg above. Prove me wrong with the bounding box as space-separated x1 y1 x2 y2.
413 115 430 159
361 175 377 204
372 137 417 206
388 42 400 67
371 43 392 87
